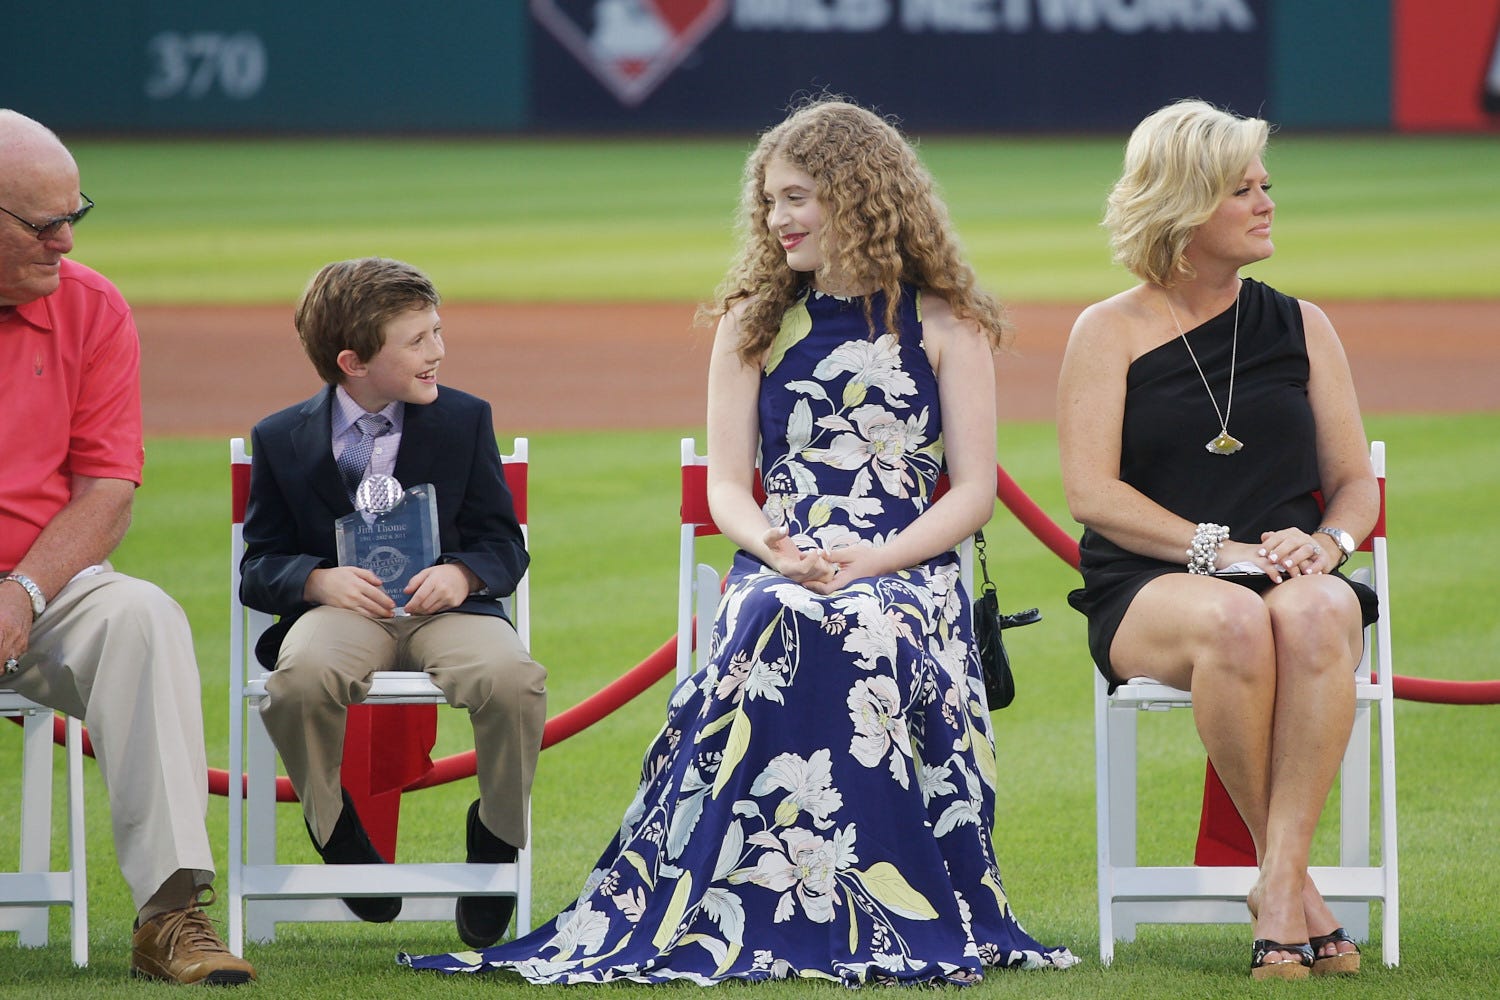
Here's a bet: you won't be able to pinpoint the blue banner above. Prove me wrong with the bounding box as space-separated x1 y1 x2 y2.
531 0 1271 131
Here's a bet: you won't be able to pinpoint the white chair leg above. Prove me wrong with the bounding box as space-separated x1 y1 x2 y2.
244 712 281 944
64 715 88 967
1 707 87 965
1107 699 1140 945
1378 688 1400 967
227 679 246 956
1093 677 1115 964
694 564 719 674
1334 700 1372 941
14 710 53 948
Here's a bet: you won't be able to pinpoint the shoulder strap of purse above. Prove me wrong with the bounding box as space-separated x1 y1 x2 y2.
974 528 997 596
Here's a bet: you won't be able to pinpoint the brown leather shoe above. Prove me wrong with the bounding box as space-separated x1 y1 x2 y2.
132 889 257 985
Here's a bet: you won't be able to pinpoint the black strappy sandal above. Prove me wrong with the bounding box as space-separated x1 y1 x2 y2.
1250 939 1314 980
1309 927 1361 976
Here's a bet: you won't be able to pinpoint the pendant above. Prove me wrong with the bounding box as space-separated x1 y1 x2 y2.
1205 432 1244 455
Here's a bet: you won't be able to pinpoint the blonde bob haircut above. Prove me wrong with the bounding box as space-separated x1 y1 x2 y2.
1104 99 1269 287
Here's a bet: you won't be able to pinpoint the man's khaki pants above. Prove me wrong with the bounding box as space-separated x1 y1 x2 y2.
3 568 214 911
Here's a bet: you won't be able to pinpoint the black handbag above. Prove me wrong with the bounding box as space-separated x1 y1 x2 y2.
972 529 1041 710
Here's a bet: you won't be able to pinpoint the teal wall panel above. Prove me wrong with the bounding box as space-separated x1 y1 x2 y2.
2 1 529 132
1270 0 1392 128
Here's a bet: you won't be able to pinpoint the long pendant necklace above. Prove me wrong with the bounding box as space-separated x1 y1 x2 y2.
1166 282 1243 455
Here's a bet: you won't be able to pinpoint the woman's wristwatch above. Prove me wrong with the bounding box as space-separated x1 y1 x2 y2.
1313 526 1356 569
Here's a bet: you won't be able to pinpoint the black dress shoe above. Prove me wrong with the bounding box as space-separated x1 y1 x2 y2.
306 788 402 923
455 799 518 948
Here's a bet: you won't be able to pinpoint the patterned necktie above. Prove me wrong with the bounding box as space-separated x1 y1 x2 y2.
337 412 391 500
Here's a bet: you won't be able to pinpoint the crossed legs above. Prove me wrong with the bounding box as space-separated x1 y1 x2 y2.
1111 573 1363 966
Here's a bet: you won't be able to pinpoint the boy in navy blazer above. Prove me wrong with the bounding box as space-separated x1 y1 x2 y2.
239 257 545 947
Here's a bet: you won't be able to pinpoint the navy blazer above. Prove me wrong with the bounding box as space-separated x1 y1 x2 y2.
239 385 528 669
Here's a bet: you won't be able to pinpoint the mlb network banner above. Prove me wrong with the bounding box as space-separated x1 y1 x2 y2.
14 1 1492 134
531 0 1271 131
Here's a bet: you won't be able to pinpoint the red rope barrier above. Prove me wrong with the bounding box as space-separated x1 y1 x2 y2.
1390 676 1500 704
14 463 1499 797
206 755 269 799
994 462 1080 569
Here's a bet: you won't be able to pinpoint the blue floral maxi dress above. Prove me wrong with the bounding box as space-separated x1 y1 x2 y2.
399 287 1077 984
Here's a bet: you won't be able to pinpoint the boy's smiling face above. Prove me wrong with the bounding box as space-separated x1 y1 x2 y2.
339 306 444 411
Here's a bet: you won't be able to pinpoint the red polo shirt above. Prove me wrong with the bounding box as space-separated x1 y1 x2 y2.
1 258 143 571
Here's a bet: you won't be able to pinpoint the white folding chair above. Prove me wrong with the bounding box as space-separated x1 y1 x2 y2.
0 694 88 966
227 436 533 955
676 438 975 684
1094 441 1398 966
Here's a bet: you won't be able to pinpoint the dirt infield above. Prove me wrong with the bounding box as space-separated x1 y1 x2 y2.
135 299 1498 436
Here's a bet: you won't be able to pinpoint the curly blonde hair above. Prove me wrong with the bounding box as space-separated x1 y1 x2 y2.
700 98 1006 364
1104 99 1270 287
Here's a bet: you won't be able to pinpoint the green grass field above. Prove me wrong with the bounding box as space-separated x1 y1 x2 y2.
3 135 1499 996
68 133 1500 305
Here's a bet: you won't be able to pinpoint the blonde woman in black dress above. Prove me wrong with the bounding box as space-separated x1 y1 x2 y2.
1058 100 1378 981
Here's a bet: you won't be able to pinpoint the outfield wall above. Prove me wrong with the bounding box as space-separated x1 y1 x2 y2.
4 0 1496 134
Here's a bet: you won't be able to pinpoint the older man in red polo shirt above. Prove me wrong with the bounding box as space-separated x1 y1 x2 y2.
0 109 255 985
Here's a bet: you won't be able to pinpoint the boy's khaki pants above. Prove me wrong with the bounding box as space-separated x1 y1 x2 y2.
260 607 546 849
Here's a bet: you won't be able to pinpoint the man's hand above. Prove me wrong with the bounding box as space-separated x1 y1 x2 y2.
0 584 33 668
303 566 397 618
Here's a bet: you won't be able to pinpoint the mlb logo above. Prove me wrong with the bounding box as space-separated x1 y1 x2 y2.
533 1 729 107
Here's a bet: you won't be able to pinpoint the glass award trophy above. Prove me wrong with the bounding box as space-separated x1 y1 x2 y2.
334 475 439 614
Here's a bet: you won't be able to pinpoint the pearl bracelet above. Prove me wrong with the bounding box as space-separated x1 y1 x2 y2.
1187 522 1230 575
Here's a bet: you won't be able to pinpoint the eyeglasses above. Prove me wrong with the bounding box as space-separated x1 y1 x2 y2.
0 193 94 241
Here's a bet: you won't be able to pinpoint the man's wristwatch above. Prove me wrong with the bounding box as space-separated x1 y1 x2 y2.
1313 526 1356 569
1 573 46 620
